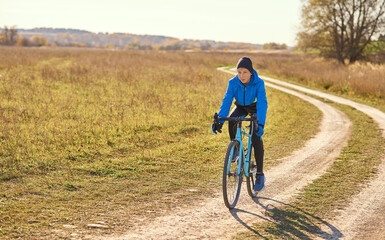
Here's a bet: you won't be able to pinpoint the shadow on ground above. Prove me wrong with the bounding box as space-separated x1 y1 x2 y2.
230 197 343 239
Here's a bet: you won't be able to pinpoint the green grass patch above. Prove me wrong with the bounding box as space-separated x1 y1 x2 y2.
234 103 385 239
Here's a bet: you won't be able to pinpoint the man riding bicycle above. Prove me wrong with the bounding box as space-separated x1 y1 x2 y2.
212 57 268 191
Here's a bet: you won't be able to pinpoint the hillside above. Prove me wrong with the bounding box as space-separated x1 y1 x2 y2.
14 27 263 50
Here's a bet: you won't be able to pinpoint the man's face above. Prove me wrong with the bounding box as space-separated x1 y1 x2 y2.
237 67 251 85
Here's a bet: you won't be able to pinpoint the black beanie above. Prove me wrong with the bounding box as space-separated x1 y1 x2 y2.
236 57 253 74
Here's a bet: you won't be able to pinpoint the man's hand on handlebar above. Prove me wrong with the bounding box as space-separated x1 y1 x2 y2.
251 114 264 137
211 121 223 134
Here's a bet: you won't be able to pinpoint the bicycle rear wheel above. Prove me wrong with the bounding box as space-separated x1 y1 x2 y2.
222 140 243 209
246 161 258 198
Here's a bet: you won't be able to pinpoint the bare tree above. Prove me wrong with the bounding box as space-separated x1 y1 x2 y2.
297 0 385 64
2 26 9 44
9 26 18 44
1 25 18 45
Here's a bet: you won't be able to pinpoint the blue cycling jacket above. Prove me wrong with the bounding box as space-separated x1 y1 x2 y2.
218 69 268 126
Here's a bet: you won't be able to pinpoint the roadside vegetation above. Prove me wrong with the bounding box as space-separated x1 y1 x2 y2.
0 47 321 239
251 52 385 112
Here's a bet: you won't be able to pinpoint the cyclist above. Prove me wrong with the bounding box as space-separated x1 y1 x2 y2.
212 57 268 191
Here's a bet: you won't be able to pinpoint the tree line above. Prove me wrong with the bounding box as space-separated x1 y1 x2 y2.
0 26 49 47
263 42 288 50
0 26 267 51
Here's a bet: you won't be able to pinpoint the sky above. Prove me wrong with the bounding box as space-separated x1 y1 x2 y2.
0 0 303 46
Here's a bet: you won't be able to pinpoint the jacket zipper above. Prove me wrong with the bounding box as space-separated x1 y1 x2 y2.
243 86 246 106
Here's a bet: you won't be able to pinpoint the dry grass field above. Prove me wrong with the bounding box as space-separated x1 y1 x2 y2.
0 47 324 238
251 52 385 111
0 47 384 239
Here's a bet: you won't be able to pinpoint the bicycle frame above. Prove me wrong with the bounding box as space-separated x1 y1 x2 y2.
231 121 256 177
215 113 257 178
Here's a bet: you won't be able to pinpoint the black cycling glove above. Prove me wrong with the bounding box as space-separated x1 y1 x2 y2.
211 121 223 134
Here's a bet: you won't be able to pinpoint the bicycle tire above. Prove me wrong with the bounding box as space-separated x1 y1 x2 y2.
246 162 258 198
222 140 243 209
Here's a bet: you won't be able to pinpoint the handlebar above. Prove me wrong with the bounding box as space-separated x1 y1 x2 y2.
214 113 258 123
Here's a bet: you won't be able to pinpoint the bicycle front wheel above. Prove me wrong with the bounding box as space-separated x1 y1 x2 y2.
222 140 243 209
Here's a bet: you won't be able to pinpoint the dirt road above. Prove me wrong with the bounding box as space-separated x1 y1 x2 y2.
259 75 385 240
95 69 359 239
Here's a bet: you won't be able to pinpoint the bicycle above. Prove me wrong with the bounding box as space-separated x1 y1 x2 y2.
213 113 260 209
